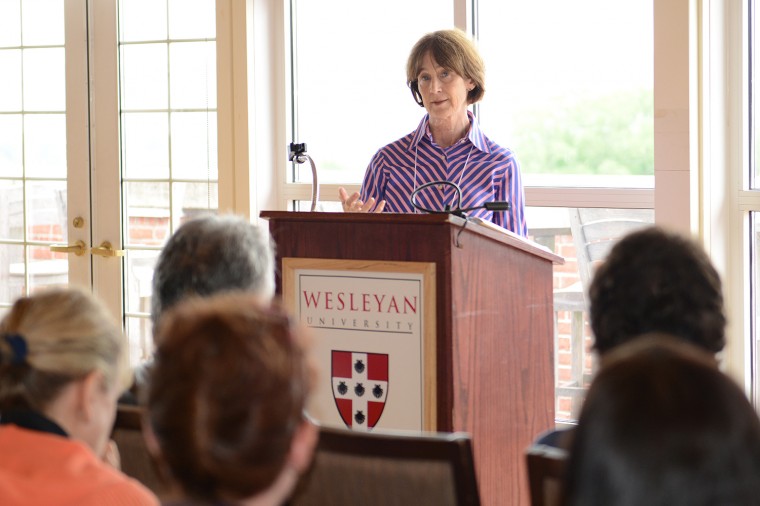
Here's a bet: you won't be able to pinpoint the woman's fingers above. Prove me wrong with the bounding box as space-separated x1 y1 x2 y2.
360 197 376 212
338 188 361 211
338 187 384 213
338 187 350 205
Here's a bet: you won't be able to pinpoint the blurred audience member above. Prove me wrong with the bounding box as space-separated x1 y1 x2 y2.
536 226 726 449
145 293 316 506
151 213 275 330
0 288 158 506
125 213 276 403
589 226 725 356
562 335 760 506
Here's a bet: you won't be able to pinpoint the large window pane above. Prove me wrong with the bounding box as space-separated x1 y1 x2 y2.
168 0 215 40
24 114 67 178
124 250 160 316
123 181 170 247
291 1 452 184
0 50 22 111
478 0 654 187
120 0 167 42
0 181 24 241
170 111 218 180
0 115 23 177
0 2 21 47
125 316 154 367
21 0 64 46
120 44 169 110
119 0 217 364
23 47 65 111
0 244 25 305
169 42 217 109
171 181 218 229
28 245 68 293
26 180 66 242
0 8 67 313
122 112 170 179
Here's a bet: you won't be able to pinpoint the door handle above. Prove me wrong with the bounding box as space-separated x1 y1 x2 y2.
91 241 126 258
50 240 87 256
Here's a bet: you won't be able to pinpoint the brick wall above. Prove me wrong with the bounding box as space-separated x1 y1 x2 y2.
530 232 593 421
127 216 170 246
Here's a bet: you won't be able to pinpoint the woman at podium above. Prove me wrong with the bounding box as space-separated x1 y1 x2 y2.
338 28 527 236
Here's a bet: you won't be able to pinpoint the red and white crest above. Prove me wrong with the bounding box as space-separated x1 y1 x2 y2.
331 350 388 430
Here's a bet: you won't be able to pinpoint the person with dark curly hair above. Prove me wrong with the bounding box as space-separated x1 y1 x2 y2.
589 226 725 356
535 226 726 449
562 335 760 506
145 293 317 506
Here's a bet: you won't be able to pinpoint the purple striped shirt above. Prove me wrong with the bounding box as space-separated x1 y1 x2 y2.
360 112 527 236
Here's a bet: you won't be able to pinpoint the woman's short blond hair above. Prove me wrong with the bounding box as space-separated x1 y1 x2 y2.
406 28 486 107
0 287 129 411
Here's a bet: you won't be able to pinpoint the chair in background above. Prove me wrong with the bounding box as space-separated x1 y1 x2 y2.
525 444 568 506
554 208 654 412
111 404 167 499
287 425 481 506
568 208 654 295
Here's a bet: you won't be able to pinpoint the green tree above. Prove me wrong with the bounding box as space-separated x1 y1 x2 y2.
514 89 653 175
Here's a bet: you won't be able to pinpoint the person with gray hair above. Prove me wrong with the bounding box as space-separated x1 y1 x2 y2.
150 213 276 332
124 214 276 403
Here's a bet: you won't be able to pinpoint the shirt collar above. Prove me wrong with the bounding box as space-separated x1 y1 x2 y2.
409 111 490 154
0 409 69 438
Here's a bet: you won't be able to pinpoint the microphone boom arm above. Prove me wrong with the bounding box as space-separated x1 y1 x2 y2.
410 180 510 216
288 142 319 212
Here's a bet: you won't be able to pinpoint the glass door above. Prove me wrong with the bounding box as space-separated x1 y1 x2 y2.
0 0 92 319
0 1 219 366
117 0 219 364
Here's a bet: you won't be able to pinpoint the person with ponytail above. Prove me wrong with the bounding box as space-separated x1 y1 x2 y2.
0 288 158 506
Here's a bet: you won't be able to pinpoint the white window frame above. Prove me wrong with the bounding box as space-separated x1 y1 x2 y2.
700 0 759 393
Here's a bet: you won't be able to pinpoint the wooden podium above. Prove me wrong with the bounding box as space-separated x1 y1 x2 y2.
261 211 562 506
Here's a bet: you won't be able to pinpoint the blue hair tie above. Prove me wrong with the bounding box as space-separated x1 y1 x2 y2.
4 334 28 365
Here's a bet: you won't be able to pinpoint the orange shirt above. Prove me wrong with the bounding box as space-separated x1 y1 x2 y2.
0 424 158 506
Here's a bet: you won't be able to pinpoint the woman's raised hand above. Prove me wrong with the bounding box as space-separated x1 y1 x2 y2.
338 187 386 213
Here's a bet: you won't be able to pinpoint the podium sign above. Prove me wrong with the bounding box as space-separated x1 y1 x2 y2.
263 211 561 506
283 258 437 431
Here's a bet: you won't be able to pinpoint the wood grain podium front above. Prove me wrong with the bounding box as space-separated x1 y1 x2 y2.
262 211 562 506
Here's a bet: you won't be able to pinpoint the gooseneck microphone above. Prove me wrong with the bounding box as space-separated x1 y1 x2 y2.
410 180 510 218
288 142 319 211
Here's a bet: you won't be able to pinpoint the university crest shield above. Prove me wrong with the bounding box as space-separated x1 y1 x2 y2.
331 350 388 430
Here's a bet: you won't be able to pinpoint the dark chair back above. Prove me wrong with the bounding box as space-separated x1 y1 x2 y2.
288 425 481 506
111 404 167 498
525 444 568 506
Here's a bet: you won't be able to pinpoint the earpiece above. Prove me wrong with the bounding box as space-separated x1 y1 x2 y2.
410 81 425 107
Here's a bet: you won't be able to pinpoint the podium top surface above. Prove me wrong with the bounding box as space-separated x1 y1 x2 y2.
260 211 564 265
